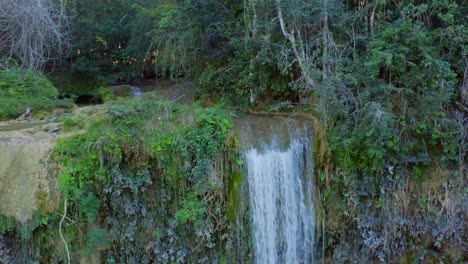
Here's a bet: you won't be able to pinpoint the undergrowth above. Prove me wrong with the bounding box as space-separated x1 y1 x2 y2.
52 97 236 262
0 68 74 119
0 96 240 262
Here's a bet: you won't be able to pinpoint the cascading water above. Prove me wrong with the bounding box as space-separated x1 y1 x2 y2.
236 115 316 264
130 85 144 97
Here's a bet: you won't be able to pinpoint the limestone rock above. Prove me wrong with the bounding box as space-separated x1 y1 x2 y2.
0 122 60 222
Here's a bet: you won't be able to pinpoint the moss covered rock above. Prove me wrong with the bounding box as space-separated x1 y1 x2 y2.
0 68 74 120
107 84 133 97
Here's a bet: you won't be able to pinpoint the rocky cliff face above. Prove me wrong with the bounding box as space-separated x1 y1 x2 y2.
0 122 61 222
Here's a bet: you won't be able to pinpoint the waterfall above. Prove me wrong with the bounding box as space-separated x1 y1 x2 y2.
236 115 316 264
130 86 144 97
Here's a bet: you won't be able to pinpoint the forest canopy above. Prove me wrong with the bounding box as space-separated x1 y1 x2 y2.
28 0 465 173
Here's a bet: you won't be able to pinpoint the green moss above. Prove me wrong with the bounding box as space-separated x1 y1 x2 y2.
0 68 58 98
0 68 74 119
97 87 117 102
51 98 236 262
0 211 58 241
107 85 133 97
37 190 49 212
228 171 242 223
0 215 15 234
62 115 85 131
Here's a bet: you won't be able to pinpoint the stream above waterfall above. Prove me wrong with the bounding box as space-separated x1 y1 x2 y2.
0 121 47 132
235 114 316 263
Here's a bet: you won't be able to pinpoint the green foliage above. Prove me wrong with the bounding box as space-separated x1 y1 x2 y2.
199 48 291 102
0 68 58 98
85 227 111 249
329 103 400 171
0 68 74 119
0 212 59 241
325 4 462 177
0 0 462 261
55 0 157 87
80 193 101 223
0 216 15 234
0 211 64 262
52 98 235 262
150 0 241 78
97 87 117 102
174 192 206 225
312 1 466 261
365 19 456 117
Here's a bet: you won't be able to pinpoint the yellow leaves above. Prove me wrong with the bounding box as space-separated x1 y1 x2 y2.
95 35 107 48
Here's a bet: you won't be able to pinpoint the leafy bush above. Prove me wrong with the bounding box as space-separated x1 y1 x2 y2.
198 44 292 105
53 98 236 262
97 87 117 102
0 68 58 98
316 7 465 262
0 68 74 119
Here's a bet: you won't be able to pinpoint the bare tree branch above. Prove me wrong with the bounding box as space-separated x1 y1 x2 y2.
275 0 318 90
0 0 71 71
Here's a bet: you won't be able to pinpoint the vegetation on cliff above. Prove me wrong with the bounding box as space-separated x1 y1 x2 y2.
0 0 466 262
1 97 239 262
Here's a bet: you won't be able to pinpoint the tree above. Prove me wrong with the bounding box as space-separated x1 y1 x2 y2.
0 0 70 70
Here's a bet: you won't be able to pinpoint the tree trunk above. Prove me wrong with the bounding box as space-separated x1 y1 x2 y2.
275 0 317 90
249 2 258 104
322 0 329 80
370 4 376 36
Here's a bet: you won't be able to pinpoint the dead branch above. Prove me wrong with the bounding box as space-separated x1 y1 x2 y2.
0 0 71 70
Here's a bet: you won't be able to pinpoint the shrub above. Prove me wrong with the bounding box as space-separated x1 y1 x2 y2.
53 98 236 262
97 87 117 102
0 68 73 119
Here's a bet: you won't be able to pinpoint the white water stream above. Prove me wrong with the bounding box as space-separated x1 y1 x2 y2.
240 117 316 264
130 85 144 97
